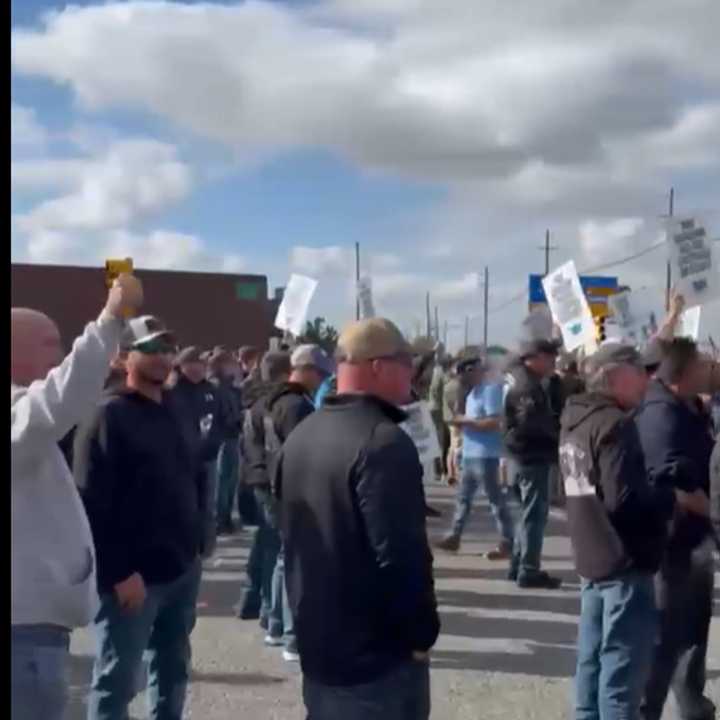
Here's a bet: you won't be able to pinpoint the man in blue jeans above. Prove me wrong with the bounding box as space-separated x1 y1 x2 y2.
503 339 562 589
76 317 204 720
560 343 707 720
436 357 513 558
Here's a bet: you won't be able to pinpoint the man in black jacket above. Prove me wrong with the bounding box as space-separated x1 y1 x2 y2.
75 317 203 720
276 318 440 720
503 339 562 589
561 343 707 720
168 346 224 557
635 338 715 720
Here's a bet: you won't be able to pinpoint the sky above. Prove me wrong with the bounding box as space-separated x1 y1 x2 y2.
10 0 720 348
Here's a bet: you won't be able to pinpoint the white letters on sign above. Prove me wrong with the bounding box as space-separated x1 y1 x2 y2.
667 218 719 308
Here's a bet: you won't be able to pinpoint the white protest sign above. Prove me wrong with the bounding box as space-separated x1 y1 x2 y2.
667 218 719 308
357 276 375 319
542 261 597 352
521 306 554 341
400 401 441 471
274 274 318 337
676 306 701 340
607 289 662 345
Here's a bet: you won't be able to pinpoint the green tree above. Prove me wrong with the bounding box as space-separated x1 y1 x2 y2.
302 317 339 354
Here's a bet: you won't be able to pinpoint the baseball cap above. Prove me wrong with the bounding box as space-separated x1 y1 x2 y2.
336 318 411 364
585 343 642 375
261 351 292 382
641 339 666 370
291 344 334 376
122 315 175 351
175 346 203 366
519 338 562 359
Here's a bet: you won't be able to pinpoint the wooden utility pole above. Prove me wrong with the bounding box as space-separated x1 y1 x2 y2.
434 306 440 342
483 265 489 349
464 316 470 346
355 242 361 321
665 187 674 311
539 229 558 276
425 292 432 338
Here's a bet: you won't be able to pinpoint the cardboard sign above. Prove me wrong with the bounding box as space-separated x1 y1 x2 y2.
667 218 719 308
274 274 318 337
400 401 441 469
542 261 597 352
357 276 375 319
607 289 662 346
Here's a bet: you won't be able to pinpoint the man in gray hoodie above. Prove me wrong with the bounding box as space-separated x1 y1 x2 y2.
11 275 143 720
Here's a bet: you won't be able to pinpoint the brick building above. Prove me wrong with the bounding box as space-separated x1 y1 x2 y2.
11 263 281 351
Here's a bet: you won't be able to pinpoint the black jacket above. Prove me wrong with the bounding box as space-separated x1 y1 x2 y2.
243 382 314 489
560 393 675 580
167 374 224 463
75 390 203 591
504 362 559 464
276 394 440 686
635 380 714 558
711 437 720 544
209 374 244 440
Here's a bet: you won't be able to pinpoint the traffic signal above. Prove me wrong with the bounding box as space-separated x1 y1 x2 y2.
595 315 607 343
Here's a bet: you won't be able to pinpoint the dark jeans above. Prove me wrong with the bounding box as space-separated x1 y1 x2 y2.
303 658 430 720
575 572 657 720
510 463 550 578
87 559 202 720
641 539 715 720
450 457 513 544
216 439 239 527
11 625 70 720
238 488 281 622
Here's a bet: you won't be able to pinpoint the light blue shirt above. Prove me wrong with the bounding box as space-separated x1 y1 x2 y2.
462 383 504 459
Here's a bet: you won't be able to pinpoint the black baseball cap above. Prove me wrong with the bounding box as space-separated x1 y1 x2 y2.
585 343 642 375
519 338 562 360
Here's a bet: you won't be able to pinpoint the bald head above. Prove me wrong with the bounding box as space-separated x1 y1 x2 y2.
11 308 63 387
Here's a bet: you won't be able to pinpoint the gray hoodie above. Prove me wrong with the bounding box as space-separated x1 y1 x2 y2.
11 311 123 628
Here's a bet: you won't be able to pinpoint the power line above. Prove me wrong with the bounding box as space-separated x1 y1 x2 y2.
488 239 666 315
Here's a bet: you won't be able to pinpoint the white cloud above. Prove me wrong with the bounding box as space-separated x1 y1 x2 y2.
290 245 350 276
579 217 648 265
15 139 192 233
11 103 48 150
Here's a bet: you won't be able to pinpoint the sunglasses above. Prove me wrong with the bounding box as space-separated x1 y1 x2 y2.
134 338 178 356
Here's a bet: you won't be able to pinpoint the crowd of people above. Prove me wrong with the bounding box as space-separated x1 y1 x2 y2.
10 274 720 720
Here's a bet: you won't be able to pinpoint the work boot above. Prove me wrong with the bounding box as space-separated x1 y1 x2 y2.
436 534 460 552
485 541 513 561
517 570 562 590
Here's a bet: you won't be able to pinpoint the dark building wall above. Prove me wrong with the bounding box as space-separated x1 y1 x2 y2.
11 263 279 351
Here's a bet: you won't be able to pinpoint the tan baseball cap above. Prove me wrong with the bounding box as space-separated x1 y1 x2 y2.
336 318 411 363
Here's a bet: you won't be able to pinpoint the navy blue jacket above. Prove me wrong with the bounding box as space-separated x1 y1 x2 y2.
635 380 714 557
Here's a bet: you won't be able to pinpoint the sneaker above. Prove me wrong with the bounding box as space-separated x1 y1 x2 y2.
517 571 562 590
435 535 460 552
282 649 300 663
485 543 512 561
264 634 284 647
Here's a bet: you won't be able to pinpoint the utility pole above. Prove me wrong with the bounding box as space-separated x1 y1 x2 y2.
443 320 448 348
539 229 558 276
665 187 674 311
425 292 432 338
464 316 469 346
355 242 361 321
434 306 440 342
483 265 489 349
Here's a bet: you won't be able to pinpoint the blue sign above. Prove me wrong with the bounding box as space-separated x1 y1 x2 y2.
529 274 618 306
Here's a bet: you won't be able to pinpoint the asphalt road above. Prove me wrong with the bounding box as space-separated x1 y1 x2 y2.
68 485 720 719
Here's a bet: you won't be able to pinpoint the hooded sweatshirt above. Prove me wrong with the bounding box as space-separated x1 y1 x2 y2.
560 393 675 580
11 311 123 628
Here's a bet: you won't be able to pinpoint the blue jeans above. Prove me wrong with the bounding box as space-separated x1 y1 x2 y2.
11 625 70 720
216 439 239 527
450 457 513 544
269 546 296 652
303 658 430 720
576 572 657 720
510 463 550 577
87 559 202 720
238 488 281 622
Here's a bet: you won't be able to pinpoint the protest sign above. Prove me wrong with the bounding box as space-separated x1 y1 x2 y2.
542 261 597 352
400 401 441 471
274 274 318 337
607 289 662 345
357 276 376 319
676 306 701 340
667 218 719 308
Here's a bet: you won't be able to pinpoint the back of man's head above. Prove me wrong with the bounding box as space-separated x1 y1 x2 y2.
656 337 702 397
261 352 292 384
11 308 63 387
